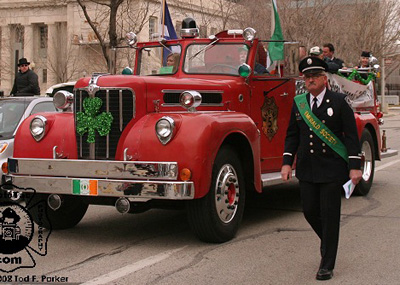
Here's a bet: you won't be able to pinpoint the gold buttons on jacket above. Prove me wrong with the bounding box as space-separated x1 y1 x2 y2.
322 149 326 153
322 120 326 123
310 149 314 153
309 134 313 138
310 142 313 146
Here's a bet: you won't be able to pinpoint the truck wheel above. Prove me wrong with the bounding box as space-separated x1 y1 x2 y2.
187 146 245 243
354 129 375 196
28 194 88 230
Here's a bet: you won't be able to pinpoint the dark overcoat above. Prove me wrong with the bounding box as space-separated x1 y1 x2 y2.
10 69 40 96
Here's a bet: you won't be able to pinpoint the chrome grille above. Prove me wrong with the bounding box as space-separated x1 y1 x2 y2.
75 88 135 160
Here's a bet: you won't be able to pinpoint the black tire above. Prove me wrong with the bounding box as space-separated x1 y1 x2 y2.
187 146 246 243
354 129 375 196
27 194 88 230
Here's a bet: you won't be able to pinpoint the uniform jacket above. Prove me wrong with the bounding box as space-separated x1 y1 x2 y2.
283 89 361 183
10 69 40 96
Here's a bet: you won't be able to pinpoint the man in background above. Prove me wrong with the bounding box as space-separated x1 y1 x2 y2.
10 58 40 96
322 43 344 73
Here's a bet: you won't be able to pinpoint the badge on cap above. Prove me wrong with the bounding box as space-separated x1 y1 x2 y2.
327 107 333 116
307 58 312 65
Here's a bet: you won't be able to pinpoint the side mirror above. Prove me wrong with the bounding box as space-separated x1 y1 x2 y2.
126 32 137 47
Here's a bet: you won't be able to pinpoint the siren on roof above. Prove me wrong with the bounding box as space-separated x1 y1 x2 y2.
181 18 199 38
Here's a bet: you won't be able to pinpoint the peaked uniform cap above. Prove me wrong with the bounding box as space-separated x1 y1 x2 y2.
361 51 371 57
299 56 328 74
309 46 323 56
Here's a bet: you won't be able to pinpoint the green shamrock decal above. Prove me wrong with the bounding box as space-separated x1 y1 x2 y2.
76 97 113 143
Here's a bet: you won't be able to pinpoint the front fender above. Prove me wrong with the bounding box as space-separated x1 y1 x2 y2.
354 112 381 159
14 112 77 159
117 112 261 198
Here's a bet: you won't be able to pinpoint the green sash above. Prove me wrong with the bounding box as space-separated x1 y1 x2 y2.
294 93 349 163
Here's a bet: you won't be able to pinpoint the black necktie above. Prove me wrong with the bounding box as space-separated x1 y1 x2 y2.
312 97 318 113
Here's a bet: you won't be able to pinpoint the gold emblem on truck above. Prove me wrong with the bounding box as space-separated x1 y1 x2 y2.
261 96 279 141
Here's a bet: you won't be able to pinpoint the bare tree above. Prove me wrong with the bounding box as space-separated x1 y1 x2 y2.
77 0 125 71
76 0 157 73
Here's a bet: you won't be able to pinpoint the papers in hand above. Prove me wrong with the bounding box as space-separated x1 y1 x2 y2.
343 180 356 199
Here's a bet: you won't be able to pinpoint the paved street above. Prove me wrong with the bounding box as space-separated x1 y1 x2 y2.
2 109 400 285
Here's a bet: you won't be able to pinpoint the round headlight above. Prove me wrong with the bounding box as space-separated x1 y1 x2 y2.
53 90 73 111
239 63 252 77
30 115 47 141
155 116 175 145
243 27 256 41
179 91 202 111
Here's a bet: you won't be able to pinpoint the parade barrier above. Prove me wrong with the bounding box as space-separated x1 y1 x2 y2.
377 95 399 105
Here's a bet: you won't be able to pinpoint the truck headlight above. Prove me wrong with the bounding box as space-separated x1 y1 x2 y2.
53 90 73 111
179 91 202 112
30 115 47 141
155 116 175 145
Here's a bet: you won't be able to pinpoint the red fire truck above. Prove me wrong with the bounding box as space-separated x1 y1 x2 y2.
2 19 388 243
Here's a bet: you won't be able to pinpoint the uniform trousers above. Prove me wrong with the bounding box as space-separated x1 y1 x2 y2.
299 180 342 270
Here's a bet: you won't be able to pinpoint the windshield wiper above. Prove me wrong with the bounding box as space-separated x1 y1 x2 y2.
189 37 219 61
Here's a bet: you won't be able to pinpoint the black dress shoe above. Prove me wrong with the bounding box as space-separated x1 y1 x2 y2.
316 268 333 280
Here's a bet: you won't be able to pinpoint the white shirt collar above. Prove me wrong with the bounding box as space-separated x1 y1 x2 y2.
310 88 326 107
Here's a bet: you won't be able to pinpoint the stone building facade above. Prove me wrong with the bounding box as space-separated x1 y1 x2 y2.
0 0 238 95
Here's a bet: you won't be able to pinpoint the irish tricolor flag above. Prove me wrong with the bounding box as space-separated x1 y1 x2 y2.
73 179 98 195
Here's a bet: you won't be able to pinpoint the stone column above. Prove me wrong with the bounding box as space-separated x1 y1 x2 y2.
1 25 13 95
46 22 58 87
23 24 34 64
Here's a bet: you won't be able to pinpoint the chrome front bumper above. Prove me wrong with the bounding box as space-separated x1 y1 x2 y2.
5 158 194 200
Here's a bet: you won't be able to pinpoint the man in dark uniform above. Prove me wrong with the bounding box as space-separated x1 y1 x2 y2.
10 58 40 96
281 56 362 280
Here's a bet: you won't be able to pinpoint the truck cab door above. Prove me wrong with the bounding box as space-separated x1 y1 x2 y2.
249 75 296 173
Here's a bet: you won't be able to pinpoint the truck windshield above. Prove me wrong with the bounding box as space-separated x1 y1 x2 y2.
0 100 28 139
184 43 248 75
138 45 182 75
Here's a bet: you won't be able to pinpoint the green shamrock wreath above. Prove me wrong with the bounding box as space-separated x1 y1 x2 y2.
76 97 113 143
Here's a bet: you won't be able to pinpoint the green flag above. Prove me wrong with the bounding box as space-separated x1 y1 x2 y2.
268 0 284 62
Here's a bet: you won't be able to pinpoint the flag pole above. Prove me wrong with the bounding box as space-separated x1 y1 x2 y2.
161 0 166 39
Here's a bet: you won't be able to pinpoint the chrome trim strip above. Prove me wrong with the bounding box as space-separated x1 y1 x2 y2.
79 90 83 158
161 103 224 107
261 171 297 187
162 89 224 94
8 158 179 180
7 176 194 200
106 89 110 158
119 89 123 131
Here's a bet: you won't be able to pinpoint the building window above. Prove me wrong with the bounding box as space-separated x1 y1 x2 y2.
175 21 182 38
200 25 207 38
149 16 157 40
40 26 48 49
42 69 47 83
15 25 24 45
